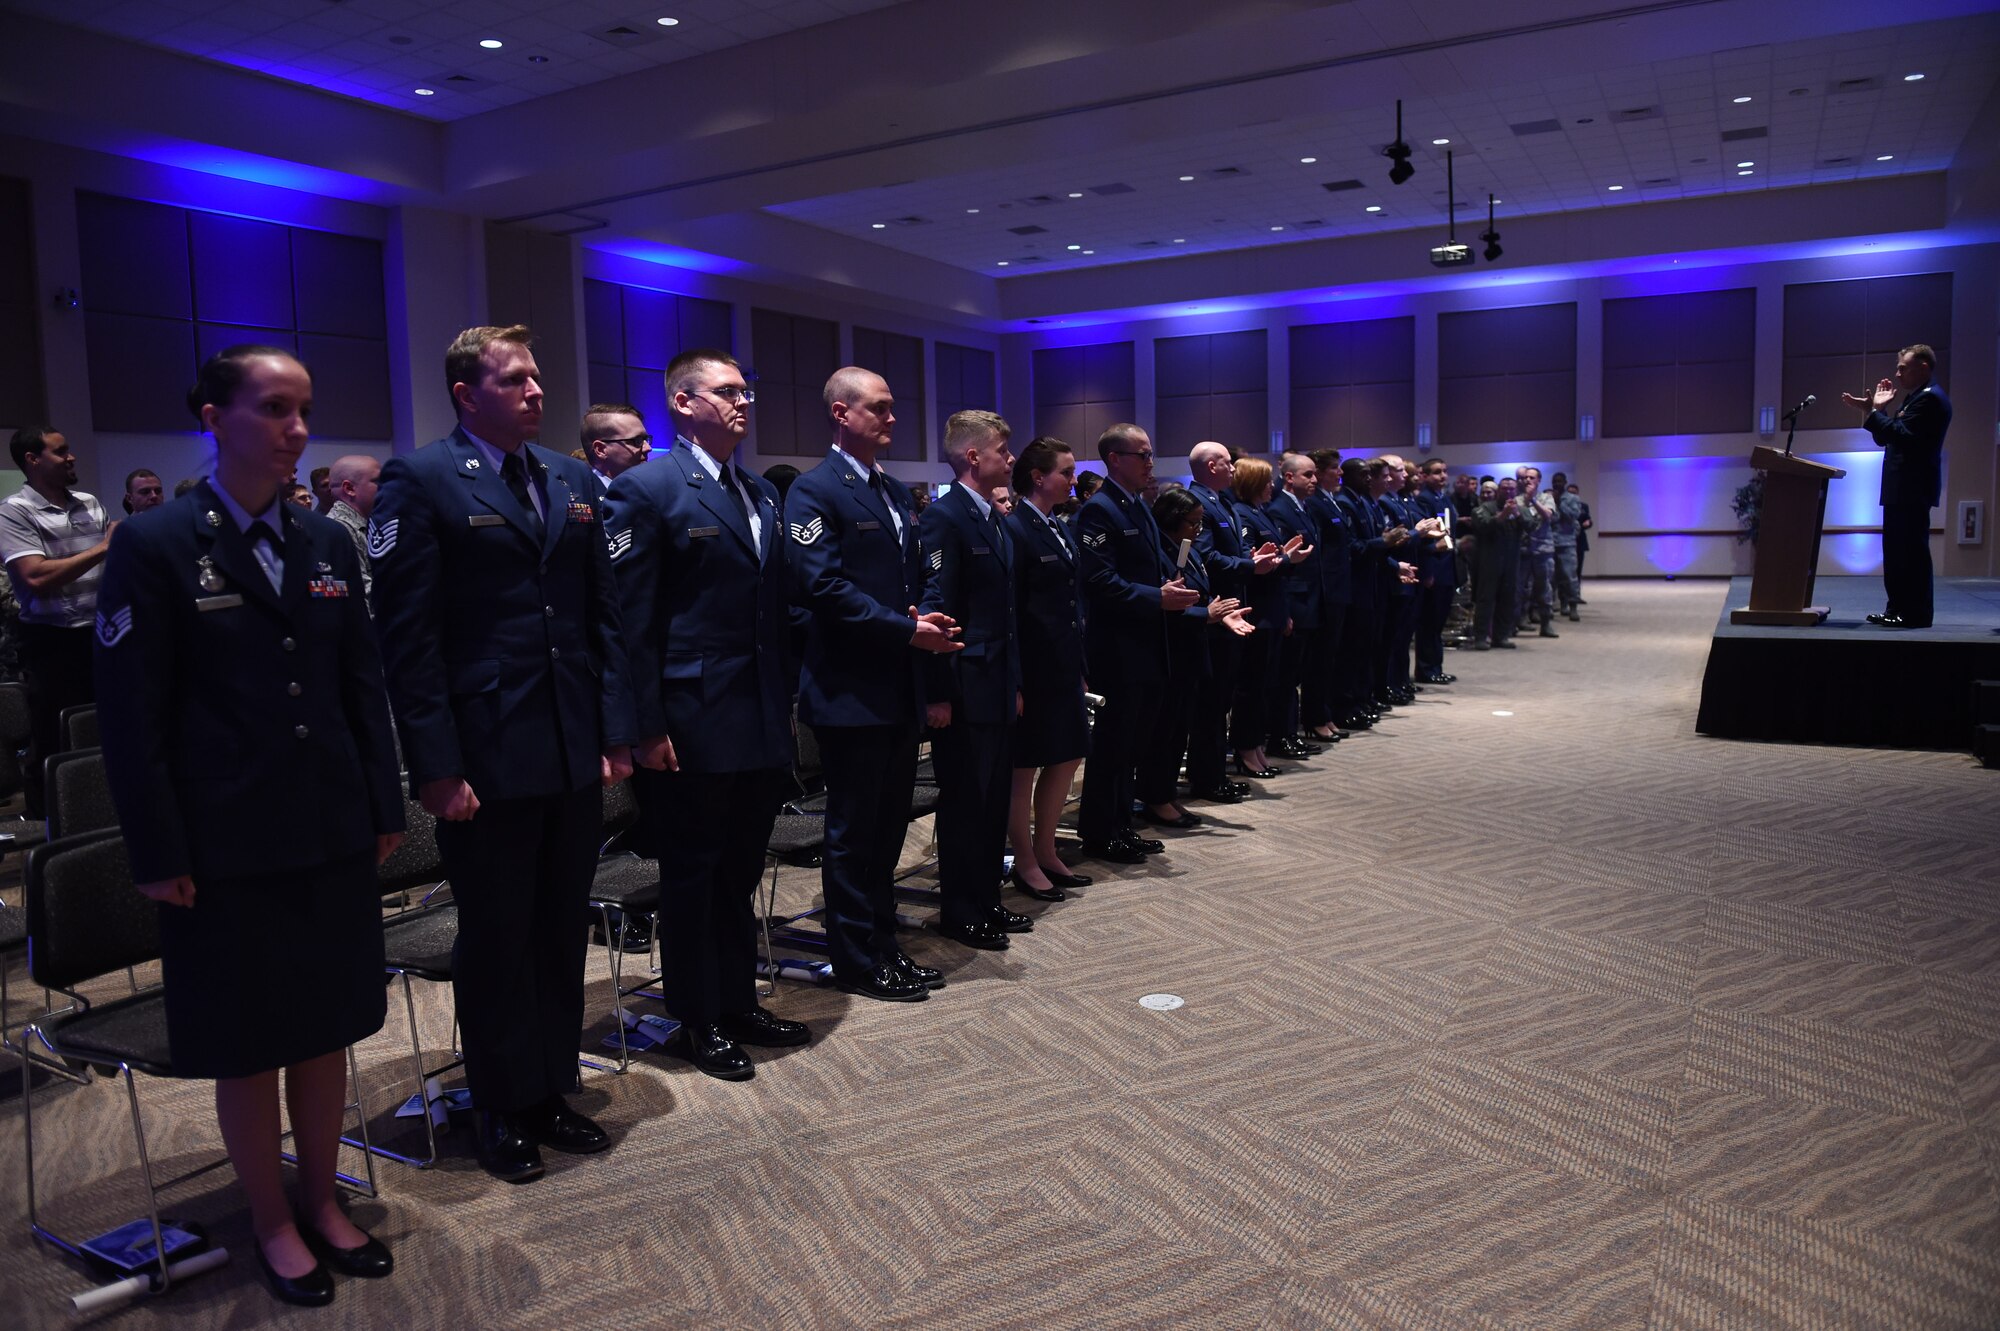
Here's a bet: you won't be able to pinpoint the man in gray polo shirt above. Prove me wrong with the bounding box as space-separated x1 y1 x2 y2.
2 428 116 816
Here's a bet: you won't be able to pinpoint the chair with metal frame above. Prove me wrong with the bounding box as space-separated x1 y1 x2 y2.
18 829 377 1298
345 792 460 1170
0 680 47 856
583 779 667 1073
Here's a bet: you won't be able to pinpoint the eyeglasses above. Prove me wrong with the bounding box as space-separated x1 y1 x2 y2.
596 434 651 450
701 386 756 405
1109 448 1155 461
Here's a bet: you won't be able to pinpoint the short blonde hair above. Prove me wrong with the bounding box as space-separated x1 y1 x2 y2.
1232 456 1274 503
944 409 1010 455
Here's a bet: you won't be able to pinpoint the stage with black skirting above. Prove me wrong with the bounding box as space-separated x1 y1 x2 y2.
1696 575 2000 749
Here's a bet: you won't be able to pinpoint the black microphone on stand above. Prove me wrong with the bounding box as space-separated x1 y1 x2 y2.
1781 394 1814 455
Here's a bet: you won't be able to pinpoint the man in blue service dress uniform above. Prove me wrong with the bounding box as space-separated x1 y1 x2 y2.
605 349 809 1081
1843 342 1952 629
785 366 962 1003
919 411 1029 951
370 325 638 1183
1074 424 1199 862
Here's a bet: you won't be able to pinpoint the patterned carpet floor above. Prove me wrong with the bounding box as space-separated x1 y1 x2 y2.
3 578 1997 1329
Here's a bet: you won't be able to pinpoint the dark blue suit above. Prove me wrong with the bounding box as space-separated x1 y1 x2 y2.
1005 504 1088 769
785 449 925 979
1187 481 1254 792
1139 537 1217 807
372 426 637 1112
1303 490 1353 728
95 482 403 1078
1411 487 1457 676
1268 490 1321 742
606 438 791 1026
1377 492 1420 691
1074 479 1170 845
1230 499 1289 752
1333 487 1392 713
919 486 1019 928
1865 382 1951 626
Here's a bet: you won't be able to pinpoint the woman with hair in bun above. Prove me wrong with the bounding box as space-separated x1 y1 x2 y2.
93 345 405 1307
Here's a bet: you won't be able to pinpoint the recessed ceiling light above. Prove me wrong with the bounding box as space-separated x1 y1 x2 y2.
996 261 1009 266
1082 249 1094 254
871 222 886 229
1270 225 1284 231
1431 138 1450 145
1737 160 1754 167
1066 244 1081 250
1904 72 1925 81
479 38 503 49
1876 154 1894 161
414 87 435 95
1732 96 1752 103
1300 156 1317 164
1607 184 1624 191
966 208 980 213
1365 205 1382 212
656 15 680 25
1737 169 1753 176
1179 175 1194 182
1173 238 1186 243
1067 192 1083 198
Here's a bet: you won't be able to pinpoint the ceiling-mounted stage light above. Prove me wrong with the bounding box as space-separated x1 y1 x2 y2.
1481 193 1502 261
1430 152 1472 267
1384 99 1415 185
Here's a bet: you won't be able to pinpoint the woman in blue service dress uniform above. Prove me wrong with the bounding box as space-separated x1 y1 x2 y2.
94 346 406 1307
1227 458 1293 780
1002 437 1094 901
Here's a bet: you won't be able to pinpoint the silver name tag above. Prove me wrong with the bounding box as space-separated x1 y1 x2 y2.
857 520 882 531
971 546 991 556
1040 554 1059 563
469 514 507 528
195 594 244 612
1121 528 1139 536
689 526 720 538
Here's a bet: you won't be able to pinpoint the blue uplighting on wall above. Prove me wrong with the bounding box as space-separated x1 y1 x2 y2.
1822 533 1882 574
104 136 395 207
590 240 751 277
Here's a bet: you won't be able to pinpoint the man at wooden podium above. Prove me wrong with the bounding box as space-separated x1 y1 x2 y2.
1842 343 1950 629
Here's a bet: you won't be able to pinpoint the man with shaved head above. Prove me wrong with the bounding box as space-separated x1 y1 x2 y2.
785 366 963 1003
324 454 381 605
1183 441 1278 801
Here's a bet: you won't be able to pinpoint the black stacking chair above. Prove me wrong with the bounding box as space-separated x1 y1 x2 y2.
58 704 98 753
354 791 461 1169
44 748 117 841
19 830 376 1292
584 780 664 1073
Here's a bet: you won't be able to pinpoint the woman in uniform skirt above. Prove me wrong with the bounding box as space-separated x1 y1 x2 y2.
1228 458 1291 779
1001 437 1092 901
94 346 405 1306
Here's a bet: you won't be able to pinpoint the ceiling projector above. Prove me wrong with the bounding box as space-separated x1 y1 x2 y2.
1430 242 1472 268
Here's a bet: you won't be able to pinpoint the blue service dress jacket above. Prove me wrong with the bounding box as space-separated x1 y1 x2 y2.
1864 383 1951 508
603 438 792 773
368 426 638 799
918 486 1021 725
94 481 404 885
1304 489 1355 606
1074 480 1172 686
783 449 926 729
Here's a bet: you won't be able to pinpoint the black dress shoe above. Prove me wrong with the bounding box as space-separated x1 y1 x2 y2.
1230 757 1282 778
718 1006 811 1047
665 1024 755 1080
590 913 654 953
1417 672 1457 684
257 1243 335 1306
304 1227 394 1279
1866 612 1890 624
1122 834 1166 854
1270 738 1320 759
988 905 1034 933
1876 614 1927 628
521 1096 612 1153
1139 807 1200 829
1225 780 1253 796
836 963 931 1001
937 918 1010 950
890 951 946 989
1009 870 1066 902
1080 839 1148 864
1188 785 1243 804
472 1110 545 1184
1040 867 1093 888
1336 713 1373 730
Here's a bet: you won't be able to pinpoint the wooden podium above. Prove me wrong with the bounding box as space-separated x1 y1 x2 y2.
1730 446 1846 626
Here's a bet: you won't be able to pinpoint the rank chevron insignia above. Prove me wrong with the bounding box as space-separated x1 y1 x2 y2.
789 517 825 546
607 529 634 560
927 549 943 571
1080 530 1107 548
95 605 133 647
366 517 399 558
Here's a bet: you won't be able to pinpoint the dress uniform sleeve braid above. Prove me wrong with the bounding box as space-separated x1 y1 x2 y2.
580 458 639 749
605 468 668 742
369 454 462 789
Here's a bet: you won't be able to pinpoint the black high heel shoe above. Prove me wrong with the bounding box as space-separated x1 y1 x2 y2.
1041 866 1094 888
1231 756 1284 778
305 1225 394 1279
1009 870 1066 903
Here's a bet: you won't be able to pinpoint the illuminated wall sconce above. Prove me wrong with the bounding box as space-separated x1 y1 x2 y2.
1416 423 1432 450
1579 413 1596 441
1758 406 1777 437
